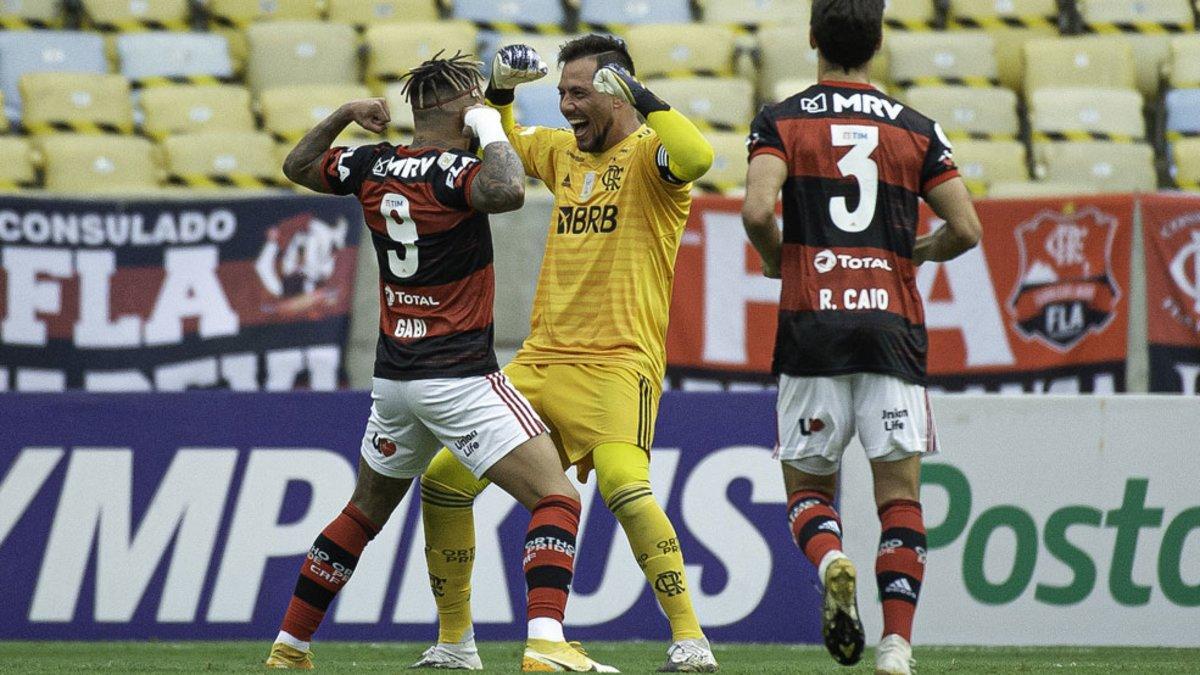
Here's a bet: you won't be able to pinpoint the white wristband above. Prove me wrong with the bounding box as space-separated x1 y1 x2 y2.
465 108 509 148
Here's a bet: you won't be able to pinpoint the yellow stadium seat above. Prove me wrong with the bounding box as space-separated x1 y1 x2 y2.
645 77 754 132
987 180 1099 197
1034 141 1157 193
207 0 321 66
0 0 63 29
902 85 1018 140
885 0 939 30
697 131 748 195
950 139 1028 195
261 84 375 143
0 137 36 190
161 131 288 189
382 83 419 132
946 0 1059 91
80 0 190 32
141 85 255 139
626 24 738 79
1168 35 1200 89
41 134 158 192
757 22 818 101
887 31 998 88
771 79 815 103
365 21 479 92
326 0 438 27
19 72 134 135
1023 36 1136 96
698 0 810 28
1078 0 1193 96
1174 138 1200 190
245 21 358 95
1029 87 1145 142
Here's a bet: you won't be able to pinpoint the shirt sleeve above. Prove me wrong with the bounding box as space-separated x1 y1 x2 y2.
920 121 960 195
430 150 484 211
507 125 566 186
747 105 787 162
319 143 387 196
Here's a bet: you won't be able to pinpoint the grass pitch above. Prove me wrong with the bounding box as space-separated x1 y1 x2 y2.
0 641 1197 674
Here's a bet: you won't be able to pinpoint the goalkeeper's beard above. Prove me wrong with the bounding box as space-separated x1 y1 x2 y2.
575 117 614 153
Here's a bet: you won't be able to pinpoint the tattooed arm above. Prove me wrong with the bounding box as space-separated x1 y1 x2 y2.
464 106 526 213
283 98 390 193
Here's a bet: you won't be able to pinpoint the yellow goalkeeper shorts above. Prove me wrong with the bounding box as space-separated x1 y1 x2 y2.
502 361 661 481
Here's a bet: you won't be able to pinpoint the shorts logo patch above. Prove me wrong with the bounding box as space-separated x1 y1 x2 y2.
454 430 480 457
799 418 825 436
883 408 908 431
371 432 397 457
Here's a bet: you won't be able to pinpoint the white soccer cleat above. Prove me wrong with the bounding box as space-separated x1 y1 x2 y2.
658 637 719 672
409 638 484 670
521 639 619 672
875 634 914 675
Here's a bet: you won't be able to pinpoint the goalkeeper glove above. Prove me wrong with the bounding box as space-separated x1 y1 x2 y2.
490 44 548 91
592 64 670 116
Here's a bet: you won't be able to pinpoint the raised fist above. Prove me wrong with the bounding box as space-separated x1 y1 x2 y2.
490 44 549 90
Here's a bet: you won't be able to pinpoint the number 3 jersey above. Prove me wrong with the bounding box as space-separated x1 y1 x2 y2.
748 81 959 385
320 142 496 380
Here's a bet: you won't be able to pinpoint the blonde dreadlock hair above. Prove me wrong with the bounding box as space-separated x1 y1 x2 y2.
400 50 484 110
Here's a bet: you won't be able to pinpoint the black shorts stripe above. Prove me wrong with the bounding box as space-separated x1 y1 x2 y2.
293 576 336 611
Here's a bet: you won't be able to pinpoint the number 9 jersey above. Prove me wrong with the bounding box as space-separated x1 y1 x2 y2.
320 142 496 380
747 81 959 385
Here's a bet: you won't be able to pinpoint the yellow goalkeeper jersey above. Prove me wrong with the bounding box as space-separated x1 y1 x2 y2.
508 124 692 379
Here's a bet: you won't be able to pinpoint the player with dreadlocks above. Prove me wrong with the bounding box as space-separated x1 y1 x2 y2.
264 51 617 672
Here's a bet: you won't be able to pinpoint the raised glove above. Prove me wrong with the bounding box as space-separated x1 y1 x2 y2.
592 64 669 116
490 44 549 90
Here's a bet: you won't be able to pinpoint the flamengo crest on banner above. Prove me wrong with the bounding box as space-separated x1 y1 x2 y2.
1008 206 1121 351
1162 212 1200 333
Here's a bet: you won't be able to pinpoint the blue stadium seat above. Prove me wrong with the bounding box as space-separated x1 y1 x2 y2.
1165 89 1200 137
117 33 234 87
579 0 692 28
0 31 107 122
514 84 563 129
452 0 566 31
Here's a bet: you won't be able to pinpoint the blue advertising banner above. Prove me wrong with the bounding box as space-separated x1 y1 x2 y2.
0 195 363 391
0 391 821 643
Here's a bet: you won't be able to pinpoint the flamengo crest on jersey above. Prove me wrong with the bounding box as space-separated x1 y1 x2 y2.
320 142 497 380
748 82 960 385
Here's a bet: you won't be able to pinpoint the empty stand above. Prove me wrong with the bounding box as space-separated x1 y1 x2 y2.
19 72 134 134
207 0 322 66
697 131 748 194
698 0 810 28
452 0 566 32
987 180 1099 197
884 0 939 30
888 31 998 88
1034 141 1157 193
326 0 437 27
0 137 35 190
0 0 62 29
950 139 1029 195
579 0 692 30
1023 36 1136 95
627 24 737 79
756 22 818 101
41 134 158 192
0 31 107 121
947 0 1059 90
80 0 189 32
1078 0 1195 97
903 85 1019 139
382 83 419 132
514 84 564 129
245 21 358 95
1029 87 1145 142
117 33 234 87
1165 89 1200 139
1173 138 1200 189
646 77 754 132
161 131 287 189
365 21 479 91
260 84 375 143
140 84 256 138
1168 35 1200 89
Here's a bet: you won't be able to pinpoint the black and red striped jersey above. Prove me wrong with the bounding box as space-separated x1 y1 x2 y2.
321 142 496 380
748 81 959 384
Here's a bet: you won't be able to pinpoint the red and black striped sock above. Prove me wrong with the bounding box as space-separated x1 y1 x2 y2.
523 495 581 623
787 490 844 569
876 499 926 642
279 503 379 642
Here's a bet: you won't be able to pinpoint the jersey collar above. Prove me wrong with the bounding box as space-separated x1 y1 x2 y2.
819 79 877 90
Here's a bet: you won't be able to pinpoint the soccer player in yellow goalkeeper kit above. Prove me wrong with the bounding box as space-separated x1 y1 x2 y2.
412 35 719 672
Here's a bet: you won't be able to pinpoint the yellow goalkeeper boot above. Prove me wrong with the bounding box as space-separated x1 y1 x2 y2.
265 642 314 670
522 640 619 672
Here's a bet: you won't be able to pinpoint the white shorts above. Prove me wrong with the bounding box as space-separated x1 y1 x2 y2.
360 372 548 480
774 372 938 475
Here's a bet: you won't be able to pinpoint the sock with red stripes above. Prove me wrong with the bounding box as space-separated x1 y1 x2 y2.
277 503 380 648
523 494 581 643
876 499 926 642
788 489 844 573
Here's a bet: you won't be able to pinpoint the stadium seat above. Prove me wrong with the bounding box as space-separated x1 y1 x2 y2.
261 84 375 143
627 24 737 79
117 33 234 88
1078 0 1194 97
902 86 1019 140
1023 36 1136 96
756 22 818 101
1029 88 1145 142
326 0 438 27
206 0 322 66
1034 141 1157 193
40 134 159 192
0 137 36 190
19 72 135 135
887 31 998 88
141 85 256 139
514 84 564 129
771 79 816 103
0 0 63 29
946 0 1059 90
884 0 939 30
698 0 810 29
645 77 754 132
80 0 190 32
950 139 1029 195
697 131 747 194
245 22 358 95
452 0 566 32
1173 138 1200 190
161 131 287 189
987 180 1099 197
0 31 107 122
1167 35 1200 89
365 21 479 91
579 0 692 31
479 33 579 85
382 83 419 132
1165 89 1200 140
